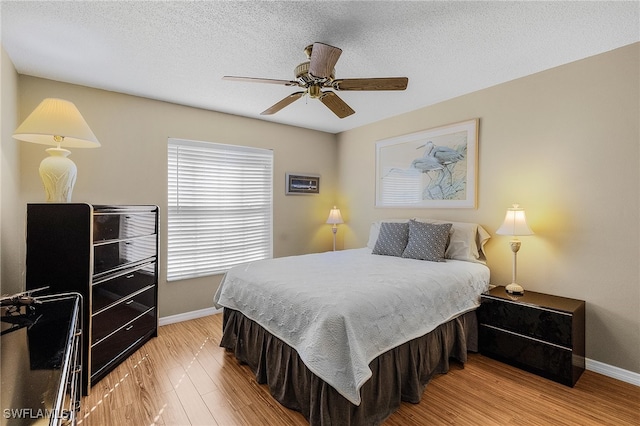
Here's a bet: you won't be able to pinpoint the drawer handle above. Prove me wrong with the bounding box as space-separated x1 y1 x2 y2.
125 299 134 305
125 274 135 279
125 325 134 331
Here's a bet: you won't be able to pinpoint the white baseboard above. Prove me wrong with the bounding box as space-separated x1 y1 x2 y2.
158 308 639 388
586 358 640 387
158 306 222 326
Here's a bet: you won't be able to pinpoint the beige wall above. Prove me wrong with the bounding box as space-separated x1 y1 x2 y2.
15 76 338 317
337 43 640 373
0 45 22 295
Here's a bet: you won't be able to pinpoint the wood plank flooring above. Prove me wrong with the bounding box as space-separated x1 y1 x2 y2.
78 314 639 425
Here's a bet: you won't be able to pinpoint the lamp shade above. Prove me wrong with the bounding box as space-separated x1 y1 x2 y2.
496 204 534 236
13 98 100 148
326 206 344 225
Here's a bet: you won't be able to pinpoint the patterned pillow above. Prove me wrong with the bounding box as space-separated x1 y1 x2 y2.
372 222 409 257
402 220 452 262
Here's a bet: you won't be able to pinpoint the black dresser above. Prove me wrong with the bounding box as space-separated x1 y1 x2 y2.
1 292 82 425
25 204 159 395
478 286 585 387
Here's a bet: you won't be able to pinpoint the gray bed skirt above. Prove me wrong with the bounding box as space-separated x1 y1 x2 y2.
220 308 478 426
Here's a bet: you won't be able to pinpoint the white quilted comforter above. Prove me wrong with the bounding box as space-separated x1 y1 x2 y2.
213 248 490 405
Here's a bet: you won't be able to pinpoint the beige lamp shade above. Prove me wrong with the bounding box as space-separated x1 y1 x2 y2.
13 98 100 148
496 204 534 236
326 206 344 225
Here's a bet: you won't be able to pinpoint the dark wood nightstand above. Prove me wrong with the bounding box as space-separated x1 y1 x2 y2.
477 286 585 387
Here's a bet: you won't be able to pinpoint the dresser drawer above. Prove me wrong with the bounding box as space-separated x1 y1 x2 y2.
91 286 155 345
92 262 156 312
479 324 578 386
93 234 157 275
90 307 156 380
478 296 573 348
93 211 157 243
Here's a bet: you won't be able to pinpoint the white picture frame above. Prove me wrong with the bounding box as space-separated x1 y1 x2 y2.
375 119 479 208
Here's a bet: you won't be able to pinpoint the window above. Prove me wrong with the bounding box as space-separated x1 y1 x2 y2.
167 138 273 281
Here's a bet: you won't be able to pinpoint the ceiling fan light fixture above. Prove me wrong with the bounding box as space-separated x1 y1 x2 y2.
308 85 322 99
224 42 408 118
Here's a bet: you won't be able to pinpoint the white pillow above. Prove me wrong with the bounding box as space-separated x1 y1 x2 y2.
367 218 490 263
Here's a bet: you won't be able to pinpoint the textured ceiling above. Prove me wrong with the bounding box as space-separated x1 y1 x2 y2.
2 1 638 134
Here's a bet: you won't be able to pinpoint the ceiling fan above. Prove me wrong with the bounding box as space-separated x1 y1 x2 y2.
223 42 408 119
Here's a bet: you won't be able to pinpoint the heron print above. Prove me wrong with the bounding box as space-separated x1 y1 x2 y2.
376 119 478 208
414 139 467 200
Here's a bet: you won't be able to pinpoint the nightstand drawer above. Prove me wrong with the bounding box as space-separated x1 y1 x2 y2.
478 296 573 348
479 324 579 386
478 286 585 387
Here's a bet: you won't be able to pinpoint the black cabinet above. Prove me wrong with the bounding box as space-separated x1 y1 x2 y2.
1 293 82 425
478 286 585 387
26 204 159 395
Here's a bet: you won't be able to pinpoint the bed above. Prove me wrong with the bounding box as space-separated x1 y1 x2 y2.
214 218 491 425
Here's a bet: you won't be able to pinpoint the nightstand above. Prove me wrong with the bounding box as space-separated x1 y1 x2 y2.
477 286 585 387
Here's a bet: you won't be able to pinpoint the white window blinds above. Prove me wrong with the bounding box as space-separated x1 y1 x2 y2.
167 138 273 281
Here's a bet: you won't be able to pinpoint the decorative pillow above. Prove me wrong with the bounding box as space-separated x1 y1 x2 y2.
367 219 409 249
414 218 490 263
372 222 409 257
402 220 452 262
368 218 490 263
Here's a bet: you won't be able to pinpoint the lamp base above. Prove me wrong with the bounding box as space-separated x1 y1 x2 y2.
39 147 77 202
505 282 524 295
331 226 338 251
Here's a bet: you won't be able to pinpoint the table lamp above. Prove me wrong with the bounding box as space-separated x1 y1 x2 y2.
496 203 534 294
13 98 100 202
326 206 344 251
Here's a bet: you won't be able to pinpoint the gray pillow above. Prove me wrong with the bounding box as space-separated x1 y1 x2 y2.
372 222 409 257
402 220 452 262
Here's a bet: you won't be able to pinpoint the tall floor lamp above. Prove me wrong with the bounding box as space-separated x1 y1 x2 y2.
326 206 344 251
13 98 100 202
496 204 534 295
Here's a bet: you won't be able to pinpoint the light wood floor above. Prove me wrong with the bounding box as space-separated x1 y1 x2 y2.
78 313 639 425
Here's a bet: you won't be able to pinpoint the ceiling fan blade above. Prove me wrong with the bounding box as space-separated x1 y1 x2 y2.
309 43 342 79
319 91 355 119
223 76 299 86
260 92 306 115
332 77 408 91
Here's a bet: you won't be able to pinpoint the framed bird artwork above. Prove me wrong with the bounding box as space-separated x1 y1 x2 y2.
375 119 478 208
